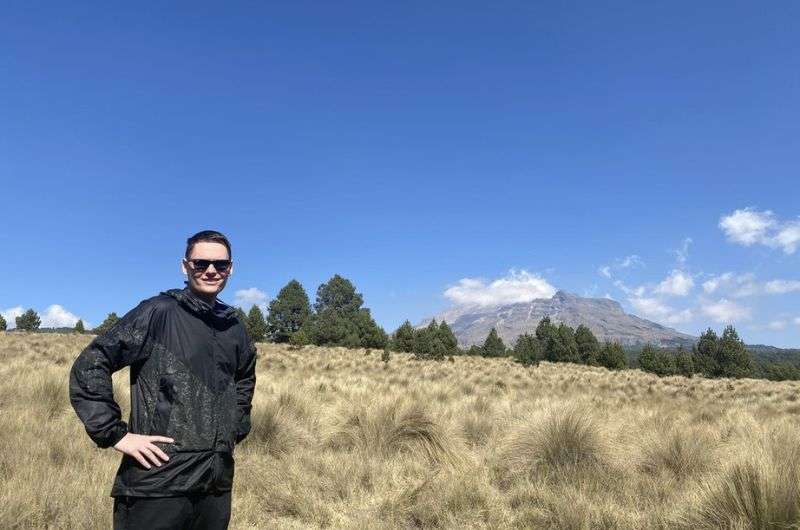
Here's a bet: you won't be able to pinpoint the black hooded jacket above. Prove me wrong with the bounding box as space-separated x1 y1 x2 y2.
69 286 257 497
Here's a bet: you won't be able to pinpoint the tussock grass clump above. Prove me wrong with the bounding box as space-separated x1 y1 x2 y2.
500 405 608 481
33 372 69 419
328 399 456 464
246 390 314 457
683 427 800 529
639 426 717 480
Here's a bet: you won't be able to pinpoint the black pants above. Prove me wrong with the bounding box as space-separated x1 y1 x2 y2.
113 491 232 530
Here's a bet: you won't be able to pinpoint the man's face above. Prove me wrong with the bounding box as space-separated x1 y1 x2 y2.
180 241 233 298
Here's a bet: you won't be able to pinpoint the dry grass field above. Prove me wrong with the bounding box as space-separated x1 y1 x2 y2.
2 332 800 529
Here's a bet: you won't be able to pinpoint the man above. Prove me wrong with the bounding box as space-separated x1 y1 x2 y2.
69 230 257 530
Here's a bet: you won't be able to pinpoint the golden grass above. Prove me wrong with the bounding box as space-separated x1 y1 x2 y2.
2 331 800 528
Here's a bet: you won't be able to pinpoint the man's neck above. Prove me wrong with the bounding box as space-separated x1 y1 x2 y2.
187 285 217 307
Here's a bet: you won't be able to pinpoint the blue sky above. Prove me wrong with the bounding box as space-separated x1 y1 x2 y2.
2 2 798 346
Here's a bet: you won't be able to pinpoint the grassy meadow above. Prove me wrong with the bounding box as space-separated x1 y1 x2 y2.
2 331 800 529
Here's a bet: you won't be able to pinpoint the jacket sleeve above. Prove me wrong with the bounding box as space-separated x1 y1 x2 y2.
234 330 257 445
69 299 159 449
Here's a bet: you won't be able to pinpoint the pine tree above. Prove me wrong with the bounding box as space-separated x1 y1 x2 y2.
546 323 580 363
466 345 483 356
234 307 248 328
308 308 358 347
693 328 719 377
0 314 6 331
535 316 560 362
247 305 268 343
314 274 363 314
16 309 41 332
715 325 753 379
575 325 600 365
438 321 459 356
514 333 542 366
307 275 384 349
675 346 694 377
289 329 310 347
481 328 507 357
638 344 657 372
354 308 388 349
598 342 627 370
651 349 677 377
266 279 311 343
74 319 85 334
535 316 556 342
413 320 438 358
392 320 416 353
94 312 119 335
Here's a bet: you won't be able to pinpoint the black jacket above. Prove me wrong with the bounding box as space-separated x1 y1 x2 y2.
69 286 257 497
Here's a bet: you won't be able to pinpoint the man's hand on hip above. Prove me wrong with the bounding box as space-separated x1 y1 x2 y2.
113 433 174 469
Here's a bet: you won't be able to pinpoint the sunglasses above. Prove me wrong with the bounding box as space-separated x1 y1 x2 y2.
185 259 232 273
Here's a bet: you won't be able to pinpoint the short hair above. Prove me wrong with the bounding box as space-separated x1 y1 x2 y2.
185 230 232 260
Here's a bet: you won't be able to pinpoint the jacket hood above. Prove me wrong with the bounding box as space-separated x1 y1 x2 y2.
162 286 238 321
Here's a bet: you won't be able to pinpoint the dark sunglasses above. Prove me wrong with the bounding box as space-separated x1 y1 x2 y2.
186 259 232 273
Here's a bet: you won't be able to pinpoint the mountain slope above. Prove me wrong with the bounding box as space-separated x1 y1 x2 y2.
427 291 696 348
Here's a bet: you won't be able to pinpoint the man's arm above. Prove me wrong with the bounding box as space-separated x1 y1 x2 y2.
233 331 257 445
69 299 158 448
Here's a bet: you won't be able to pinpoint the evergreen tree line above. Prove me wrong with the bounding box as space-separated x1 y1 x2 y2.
5 290 800 383
390 319 459 360
236 275 388 349
637 325 800 381
388 316 627 370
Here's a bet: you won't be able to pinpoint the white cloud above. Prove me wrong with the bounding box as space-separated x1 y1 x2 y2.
628 296 693 324
444 269 556 307
719 208 800 254
613 280 646 297
702 272 759 298
675 238 692 265
654 269 694 297
795 317 800 326
234 287 268 309
598 266 611 279
719 208 776 246
619 255 643 268
40 304 83 328
702 273 732 294
764 280 800 295
767 320 787 331
1 306 24 329
701 298 751 323
773 222 800 254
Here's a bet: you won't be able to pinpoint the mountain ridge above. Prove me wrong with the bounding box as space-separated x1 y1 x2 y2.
424 290 697 348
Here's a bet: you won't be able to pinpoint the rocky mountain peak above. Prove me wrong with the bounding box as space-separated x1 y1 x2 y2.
426 292 694 348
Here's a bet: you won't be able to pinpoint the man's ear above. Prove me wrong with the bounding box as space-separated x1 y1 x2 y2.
180 259 188 276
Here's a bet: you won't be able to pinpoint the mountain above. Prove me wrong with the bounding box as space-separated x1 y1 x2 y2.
425 290 696 348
